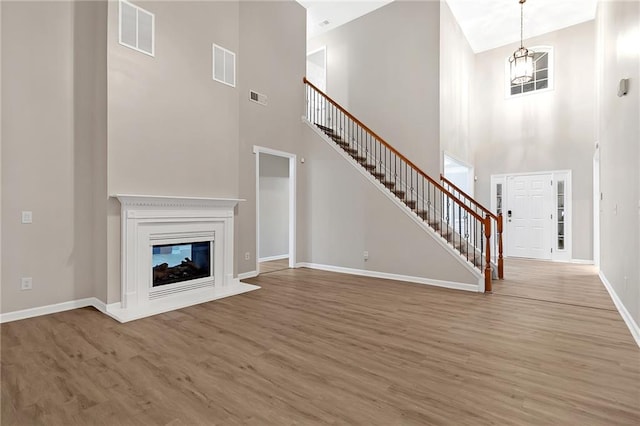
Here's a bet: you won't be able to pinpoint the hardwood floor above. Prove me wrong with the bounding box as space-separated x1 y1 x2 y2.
258 258 290 274
2 259 639 425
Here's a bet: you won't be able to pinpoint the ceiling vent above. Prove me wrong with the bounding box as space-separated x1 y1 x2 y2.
318 20 331 27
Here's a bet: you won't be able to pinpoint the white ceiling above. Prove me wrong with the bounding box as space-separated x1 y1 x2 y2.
297 1 393 39
297 0 597 53
446 0 598 53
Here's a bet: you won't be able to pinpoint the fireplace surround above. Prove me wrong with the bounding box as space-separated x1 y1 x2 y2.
108 195 259 322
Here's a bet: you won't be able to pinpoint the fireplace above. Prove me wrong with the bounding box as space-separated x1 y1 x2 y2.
108 195 260 322
152 241 212 287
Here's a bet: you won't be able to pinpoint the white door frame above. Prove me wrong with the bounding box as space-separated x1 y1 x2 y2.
253 146 297 273
491 170 572 262
593 143 600 269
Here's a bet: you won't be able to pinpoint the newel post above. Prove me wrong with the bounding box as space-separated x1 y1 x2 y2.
484 214 492 293
497 213 504 280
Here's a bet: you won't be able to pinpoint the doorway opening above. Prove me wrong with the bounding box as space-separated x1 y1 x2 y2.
254 146 296 275
306 46 327 125
443 153 474 232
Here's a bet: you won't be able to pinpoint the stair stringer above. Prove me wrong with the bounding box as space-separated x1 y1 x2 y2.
302 118 484 292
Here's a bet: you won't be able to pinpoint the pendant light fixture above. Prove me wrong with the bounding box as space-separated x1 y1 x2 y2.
509 0 534 85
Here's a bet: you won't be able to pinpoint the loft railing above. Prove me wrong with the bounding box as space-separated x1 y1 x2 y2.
303 77 494 292
440 175 504 279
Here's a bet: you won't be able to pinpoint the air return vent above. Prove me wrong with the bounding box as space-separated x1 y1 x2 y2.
119 0 154 57
249 90 268 106
213 44 236 87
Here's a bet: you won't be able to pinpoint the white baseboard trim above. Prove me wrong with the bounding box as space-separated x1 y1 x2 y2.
599 271 640 348
259 254 289 262
571 259 594 265
0 297 103 324
296 262 482 293
0 282 262 324
238 270 258 280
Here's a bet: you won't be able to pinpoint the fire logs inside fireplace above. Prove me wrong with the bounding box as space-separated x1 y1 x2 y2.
153 258 209 287
152 241 211 287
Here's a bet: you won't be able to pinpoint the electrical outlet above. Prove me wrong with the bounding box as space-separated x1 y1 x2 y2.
244 252 250 261
21 277 33 291
363 251 369 261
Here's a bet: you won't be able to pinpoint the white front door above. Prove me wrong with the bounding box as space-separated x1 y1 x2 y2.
507 174 553 259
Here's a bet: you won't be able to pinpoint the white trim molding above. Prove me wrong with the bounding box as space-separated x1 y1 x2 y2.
0 298 99 324
0 285 260 324
296 263 483 293
599 271 640 348
237 271 258 280
259 254 289 262
253 146 297 272
571 259 594 265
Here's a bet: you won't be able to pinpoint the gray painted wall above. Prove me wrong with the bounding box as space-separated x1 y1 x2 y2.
1 0 305 311
440 1 474 166
596 1 640 327
259 154 289 259
236 0 306 275
107 1 240 198
300 125 480 286
472 21 596 261
1 1 107 312
307 0 441 176
106 0 241 303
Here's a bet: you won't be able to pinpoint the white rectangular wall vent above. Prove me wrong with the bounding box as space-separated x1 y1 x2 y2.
249 90 268 106
213 44 236 87
119 0 155 57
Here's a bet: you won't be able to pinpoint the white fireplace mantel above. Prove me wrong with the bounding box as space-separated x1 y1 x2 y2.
107 194 259 323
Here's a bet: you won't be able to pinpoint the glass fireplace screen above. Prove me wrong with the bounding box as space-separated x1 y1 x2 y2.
152 241 211 287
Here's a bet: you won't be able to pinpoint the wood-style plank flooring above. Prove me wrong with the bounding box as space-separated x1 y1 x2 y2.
1 259 639 425
258 258 290 274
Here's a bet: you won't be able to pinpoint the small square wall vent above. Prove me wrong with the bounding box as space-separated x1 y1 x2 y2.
249 90 267 106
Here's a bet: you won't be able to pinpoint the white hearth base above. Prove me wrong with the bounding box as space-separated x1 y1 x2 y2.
105 280 260 323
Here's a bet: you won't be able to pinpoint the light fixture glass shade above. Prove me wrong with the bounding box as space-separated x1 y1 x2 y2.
509 47 534 85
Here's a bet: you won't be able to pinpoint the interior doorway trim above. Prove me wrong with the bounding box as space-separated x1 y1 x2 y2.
593 142 600 270
253 146 297 274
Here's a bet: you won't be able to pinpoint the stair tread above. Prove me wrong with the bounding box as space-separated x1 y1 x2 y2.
311 114 491 276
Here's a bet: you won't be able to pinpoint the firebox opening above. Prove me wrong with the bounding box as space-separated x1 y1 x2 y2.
152 241 212 287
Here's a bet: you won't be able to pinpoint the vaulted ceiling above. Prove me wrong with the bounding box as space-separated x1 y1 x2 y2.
297 0 598 52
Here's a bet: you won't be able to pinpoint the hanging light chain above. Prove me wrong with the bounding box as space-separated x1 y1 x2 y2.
520 0 524 48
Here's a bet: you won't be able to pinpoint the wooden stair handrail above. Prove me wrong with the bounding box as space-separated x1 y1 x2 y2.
440 174 497 220
440 174 504 280
303 77 484 223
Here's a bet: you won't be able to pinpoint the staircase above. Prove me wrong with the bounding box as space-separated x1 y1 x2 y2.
303 77 503 291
